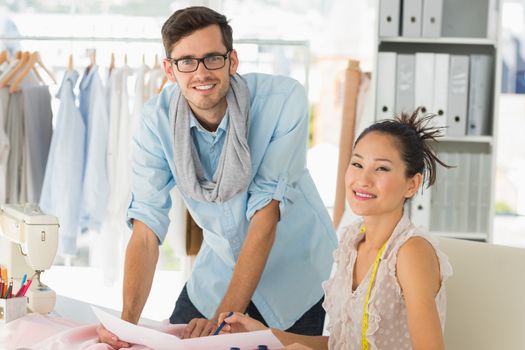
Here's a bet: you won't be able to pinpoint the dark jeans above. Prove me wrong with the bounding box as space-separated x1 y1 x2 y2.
169 284 325 336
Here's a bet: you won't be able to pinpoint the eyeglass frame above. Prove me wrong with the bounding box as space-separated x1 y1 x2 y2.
167 50 232 73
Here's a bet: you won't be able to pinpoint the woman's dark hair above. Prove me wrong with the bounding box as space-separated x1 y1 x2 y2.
354 109 451 188
161 6 233 57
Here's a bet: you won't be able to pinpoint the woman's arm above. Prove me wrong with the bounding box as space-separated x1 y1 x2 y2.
218 312 329 350
272 329 328 350
397 236 444 350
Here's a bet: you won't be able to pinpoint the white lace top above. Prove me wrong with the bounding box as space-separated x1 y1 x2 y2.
322 212 453 350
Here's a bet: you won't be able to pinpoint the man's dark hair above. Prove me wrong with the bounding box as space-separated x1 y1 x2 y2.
161 6 233 57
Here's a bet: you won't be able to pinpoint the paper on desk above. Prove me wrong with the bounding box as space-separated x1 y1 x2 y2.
92 306 284 350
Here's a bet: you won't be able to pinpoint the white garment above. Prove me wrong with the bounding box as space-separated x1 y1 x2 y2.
95 65 133 285
144 67 164 102
133 63 149 112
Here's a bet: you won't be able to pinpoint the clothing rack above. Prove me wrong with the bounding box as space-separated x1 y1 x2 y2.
0 35 309 46
0 35 310 93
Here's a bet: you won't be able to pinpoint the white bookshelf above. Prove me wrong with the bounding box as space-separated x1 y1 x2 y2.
372 0 501 242
380 37 497 46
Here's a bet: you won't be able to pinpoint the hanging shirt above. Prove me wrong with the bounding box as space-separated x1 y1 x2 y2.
5 91 24 204
114 65 135 215
134 63 149 109
95 65 134 284
40 70 86 255
127 73 338 329
78 64 110 231
0 88 10 204
106 67 123 194
22 85 53 203
144 67 163 102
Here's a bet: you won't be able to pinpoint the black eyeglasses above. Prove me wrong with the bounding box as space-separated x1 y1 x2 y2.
167 50 231 73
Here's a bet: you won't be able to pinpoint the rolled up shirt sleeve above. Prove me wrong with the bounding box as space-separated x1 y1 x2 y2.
126 109 175 243
246 81 309 221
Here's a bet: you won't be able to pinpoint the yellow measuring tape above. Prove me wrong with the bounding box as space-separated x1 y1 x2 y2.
360 226 388 350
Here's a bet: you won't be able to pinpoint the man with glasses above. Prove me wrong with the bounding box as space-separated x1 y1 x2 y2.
98 6 337 348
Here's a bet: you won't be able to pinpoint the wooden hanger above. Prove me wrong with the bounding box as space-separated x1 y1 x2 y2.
0 51 9 65
68 54 74 72
31 63 45 84
109 52 115 74
8 51 57 92
87 49 96 70
0 51 30 88
8 52 39 93
34 52 56 84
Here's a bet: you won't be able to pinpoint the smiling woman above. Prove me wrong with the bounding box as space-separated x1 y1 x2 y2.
217 111 453 350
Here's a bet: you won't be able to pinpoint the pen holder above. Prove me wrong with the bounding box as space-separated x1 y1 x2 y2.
0 297 27 323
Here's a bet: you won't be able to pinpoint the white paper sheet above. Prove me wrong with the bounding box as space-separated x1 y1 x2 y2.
92 306 284 350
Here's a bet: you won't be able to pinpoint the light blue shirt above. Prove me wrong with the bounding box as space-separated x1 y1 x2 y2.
127 73 337 329
189 112 228 181
40 70 86 255
78 65 110 231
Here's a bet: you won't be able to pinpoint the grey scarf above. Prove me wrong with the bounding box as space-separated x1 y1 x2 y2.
170 74 251 203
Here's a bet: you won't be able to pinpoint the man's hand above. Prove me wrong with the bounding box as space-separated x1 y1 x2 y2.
182 318 217 338
96 324 130 349
217 312 267 333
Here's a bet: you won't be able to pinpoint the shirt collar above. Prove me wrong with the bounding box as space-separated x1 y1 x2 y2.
190 111 229 136
79 64 99 91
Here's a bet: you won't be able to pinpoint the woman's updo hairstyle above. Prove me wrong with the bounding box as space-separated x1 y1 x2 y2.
353 108 451 188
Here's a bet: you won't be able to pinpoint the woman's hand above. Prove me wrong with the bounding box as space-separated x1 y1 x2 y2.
217 312 267 333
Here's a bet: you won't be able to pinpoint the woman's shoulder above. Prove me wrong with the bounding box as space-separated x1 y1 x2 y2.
396 233 453 287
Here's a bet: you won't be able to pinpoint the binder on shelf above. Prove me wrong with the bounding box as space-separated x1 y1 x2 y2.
477 152 491 233
379 0 401 37
376 52 397 119
447 55 469 137
415 52 435 115
402 0 423 37
411 186 431 229
467 54 493 136
432 53 449 132
430 151 447 232
444 152 460 232
395 54 415 114
422 0 443 37
467 153 480 233
442 0 490 38
456 152 471 233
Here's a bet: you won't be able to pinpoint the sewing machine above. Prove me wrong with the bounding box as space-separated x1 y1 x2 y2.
0 203 58 314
